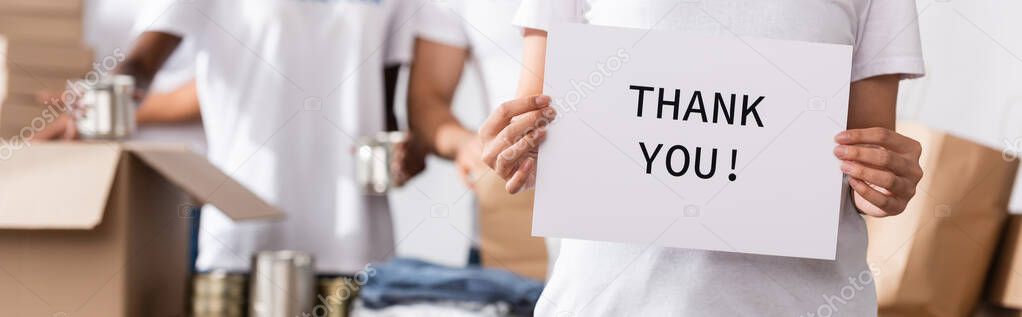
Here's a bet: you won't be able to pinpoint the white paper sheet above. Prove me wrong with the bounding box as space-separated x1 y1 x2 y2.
533 23 853 260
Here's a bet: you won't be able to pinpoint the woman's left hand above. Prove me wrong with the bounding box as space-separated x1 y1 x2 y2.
834 127 924 217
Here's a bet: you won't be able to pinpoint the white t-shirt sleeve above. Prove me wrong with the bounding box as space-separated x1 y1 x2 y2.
851 0 925 82
384 0 418 64
512 0 585 31
143 0 209 37
131 0 197 93
416 0 470 49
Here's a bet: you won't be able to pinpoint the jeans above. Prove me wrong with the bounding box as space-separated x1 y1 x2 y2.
361 258 544 316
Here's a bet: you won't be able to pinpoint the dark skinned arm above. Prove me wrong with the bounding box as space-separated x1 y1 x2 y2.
115 32 184 92
407 38 472 159
406 38 483 187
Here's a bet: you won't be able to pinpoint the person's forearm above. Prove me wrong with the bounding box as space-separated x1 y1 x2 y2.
114 32 183 92
516 29 550 98
407 38 471 159
409 97 474 159
847 74 899 130
435 123 475 159
135 80 201 125
841 74 923 218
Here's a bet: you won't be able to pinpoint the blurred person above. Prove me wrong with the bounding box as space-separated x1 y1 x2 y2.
33 0 205 151
480 0 926 315
408 0 558 274
46 0 428 277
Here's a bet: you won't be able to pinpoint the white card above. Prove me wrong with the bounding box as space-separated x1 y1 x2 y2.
534 23 853 260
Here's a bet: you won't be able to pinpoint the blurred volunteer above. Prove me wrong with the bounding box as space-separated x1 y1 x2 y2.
409 0 559 271
480 0 926 315
106 0 424 274
411 0 523 187
34 0 205 148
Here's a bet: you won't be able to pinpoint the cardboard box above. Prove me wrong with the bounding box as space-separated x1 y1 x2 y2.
3 92 39 107
0 0 83 16
476 167 548 281
0 143 283 316
0 14 83 44
8 74 73 95
1 35 6 104
976 303 1022 317
0 103 53 139
990 216 1022 308
5 73 85 116
7 42 92 75
868 123 1018 316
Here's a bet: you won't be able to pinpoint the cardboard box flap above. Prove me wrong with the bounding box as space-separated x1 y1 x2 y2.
123 143 283 221
0 143 121 229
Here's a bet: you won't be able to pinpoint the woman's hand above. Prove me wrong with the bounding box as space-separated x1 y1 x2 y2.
479 95 556 194
834 127 923 217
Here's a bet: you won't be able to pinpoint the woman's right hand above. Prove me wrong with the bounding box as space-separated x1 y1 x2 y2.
479 95 556 194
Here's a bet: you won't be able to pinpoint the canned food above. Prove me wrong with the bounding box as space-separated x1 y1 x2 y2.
355 131 408 195
192 271 247 317
249 251 316 317
314 277 360 317
71 75 136 140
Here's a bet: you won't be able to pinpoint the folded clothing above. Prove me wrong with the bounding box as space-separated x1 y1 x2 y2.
350 300 509 317
360 258 544 316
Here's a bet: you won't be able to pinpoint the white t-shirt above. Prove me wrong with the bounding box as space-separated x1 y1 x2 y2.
514 0 924 316
149 0 417 274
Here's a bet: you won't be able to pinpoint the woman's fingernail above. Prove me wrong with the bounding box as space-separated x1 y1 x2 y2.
834 145 847 157
835 131 850 142
535 95 551 105
840 161 854 173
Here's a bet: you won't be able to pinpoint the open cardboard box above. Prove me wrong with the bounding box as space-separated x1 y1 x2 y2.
0 142 283 316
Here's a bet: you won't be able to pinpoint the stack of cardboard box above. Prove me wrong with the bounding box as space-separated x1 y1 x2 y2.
0 0 93 138
1 35 7 106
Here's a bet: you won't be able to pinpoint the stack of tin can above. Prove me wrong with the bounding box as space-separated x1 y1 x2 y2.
316 277 360 317
192 271 247 317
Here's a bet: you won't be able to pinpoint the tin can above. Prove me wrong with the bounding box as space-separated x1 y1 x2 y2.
313 277 360 317
355 131 407 195
72 75 136 139
249 251 316 317
192 271 247 317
